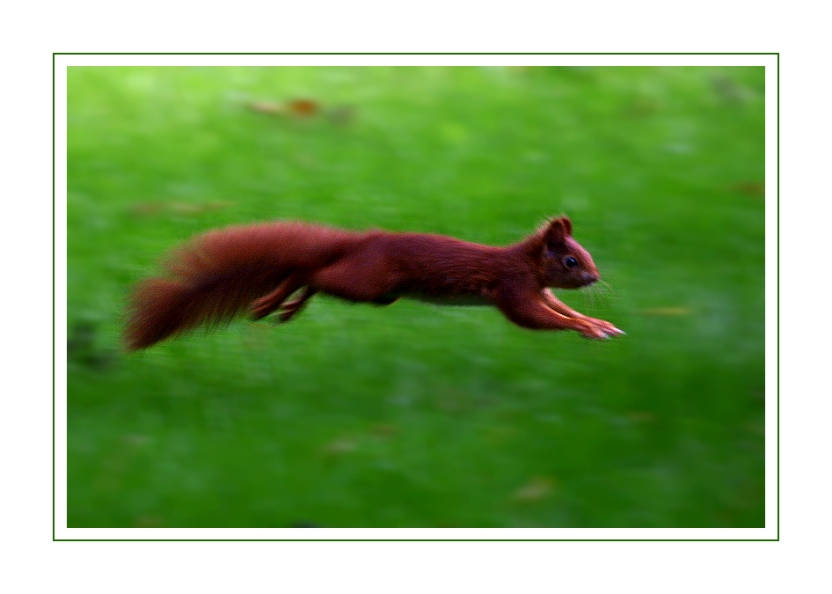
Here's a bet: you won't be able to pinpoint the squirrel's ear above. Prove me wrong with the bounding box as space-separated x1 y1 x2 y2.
544 217 568 245
560 215 572 236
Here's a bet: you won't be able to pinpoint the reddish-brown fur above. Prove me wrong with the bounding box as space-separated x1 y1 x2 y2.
124 216 623 350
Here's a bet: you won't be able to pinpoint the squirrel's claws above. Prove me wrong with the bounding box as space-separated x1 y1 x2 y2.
583 325 624 340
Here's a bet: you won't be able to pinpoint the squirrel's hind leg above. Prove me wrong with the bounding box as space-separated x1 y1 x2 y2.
250 272 306 321
277 287 318 323
310 256 398 303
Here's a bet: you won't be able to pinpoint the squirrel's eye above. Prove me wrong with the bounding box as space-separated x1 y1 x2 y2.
564 256 578 268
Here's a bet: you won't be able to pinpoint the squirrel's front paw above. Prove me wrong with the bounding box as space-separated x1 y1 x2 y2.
581 318 625 339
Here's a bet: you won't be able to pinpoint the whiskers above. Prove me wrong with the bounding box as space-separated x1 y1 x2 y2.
583 278 614 309
595 278 614 293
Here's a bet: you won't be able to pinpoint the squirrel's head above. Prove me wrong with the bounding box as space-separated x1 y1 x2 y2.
536 216 600 289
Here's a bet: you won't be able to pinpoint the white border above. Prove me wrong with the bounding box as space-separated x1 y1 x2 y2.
55 59 69 539
55 53 777 540
62 54 770 68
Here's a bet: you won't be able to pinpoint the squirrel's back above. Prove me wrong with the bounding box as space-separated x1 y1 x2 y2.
374 232 511 298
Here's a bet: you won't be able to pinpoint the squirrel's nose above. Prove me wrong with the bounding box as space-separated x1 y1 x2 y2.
581 271 600 285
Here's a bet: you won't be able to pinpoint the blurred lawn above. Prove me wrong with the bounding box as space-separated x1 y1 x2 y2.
66 66 765 528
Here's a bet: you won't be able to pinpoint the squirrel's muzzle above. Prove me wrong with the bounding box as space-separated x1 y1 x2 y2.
580 270 600 286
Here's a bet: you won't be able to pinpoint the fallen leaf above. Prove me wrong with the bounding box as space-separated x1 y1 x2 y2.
370 424 398 438
711 76 751 103
328 105 356 126
123 434 152 449
624 98 661 117
511 476 556 503
729 181 765 197
288 99 319 117
246 100 287 116
246 98 321 119
129 202 165 215
135 515 164 528
322 438 358 456
129 201 233 217
626 411 656 424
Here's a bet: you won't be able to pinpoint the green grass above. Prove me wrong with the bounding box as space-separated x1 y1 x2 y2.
66 66 766 528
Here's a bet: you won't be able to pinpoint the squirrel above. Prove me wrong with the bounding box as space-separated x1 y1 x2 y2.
124 215 624 351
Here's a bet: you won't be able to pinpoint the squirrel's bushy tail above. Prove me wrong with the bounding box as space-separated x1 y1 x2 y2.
123 222 355 351
125 277 232 351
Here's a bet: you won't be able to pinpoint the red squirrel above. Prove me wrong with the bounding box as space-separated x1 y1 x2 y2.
124 215 624 350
